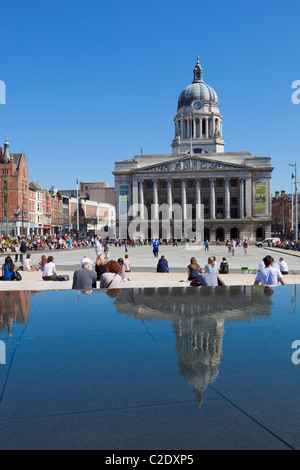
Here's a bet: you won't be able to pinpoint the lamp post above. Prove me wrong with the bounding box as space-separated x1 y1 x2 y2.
289 163 298 243
291 172 294 237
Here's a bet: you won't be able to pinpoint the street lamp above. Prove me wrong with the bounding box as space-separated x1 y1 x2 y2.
289 163 298 243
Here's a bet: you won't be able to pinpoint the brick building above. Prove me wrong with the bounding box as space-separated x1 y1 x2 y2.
272 190 300 238
0 135 34 236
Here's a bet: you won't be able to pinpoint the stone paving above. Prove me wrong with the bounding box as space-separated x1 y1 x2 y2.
0 244 299 290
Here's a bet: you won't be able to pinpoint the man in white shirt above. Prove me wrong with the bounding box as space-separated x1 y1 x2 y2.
254 255 285 287
80 256 94 267
279 257 289 275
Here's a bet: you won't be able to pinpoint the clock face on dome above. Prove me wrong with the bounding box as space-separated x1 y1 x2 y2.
193 101 203 110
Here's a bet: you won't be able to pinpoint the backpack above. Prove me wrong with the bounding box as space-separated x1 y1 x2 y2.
55 275 70 281
220 262 229 274
14 271 22 281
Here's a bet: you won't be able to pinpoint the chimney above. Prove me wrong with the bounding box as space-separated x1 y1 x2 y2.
275 191 280 199
281 190 286 198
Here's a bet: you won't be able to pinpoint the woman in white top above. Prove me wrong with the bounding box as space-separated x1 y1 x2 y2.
42 256 57 280
23 254 37 271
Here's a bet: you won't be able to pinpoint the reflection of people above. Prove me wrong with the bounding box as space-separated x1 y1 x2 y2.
254 256 285 287
72 262 97 290
106 288 122 298
264 286 274 296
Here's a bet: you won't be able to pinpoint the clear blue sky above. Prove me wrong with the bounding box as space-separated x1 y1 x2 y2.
0 0 299 193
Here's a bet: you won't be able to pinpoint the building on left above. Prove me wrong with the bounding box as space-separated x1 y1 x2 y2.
0 135 116 237
0 135 36 236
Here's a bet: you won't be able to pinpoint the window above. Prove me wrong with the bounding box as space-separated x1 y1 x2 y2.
174 198 181 204
160 181 167 189
216 179 223 187
202 180 209 188
174 181 181 189
146 181 153 189
202 197 209 205
188 198 195 205
231 179 238 187
217 197 223 206
231 197 238 206
188 180 195 188
230 207 238 218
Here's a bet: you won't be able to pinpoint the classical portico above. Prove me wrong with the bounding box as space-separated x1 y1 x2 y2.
113 59 273 242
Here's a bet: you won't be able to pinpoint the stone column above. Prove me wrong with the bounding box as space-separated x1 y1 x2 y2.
200 119 202 138
139 180 144 220
196 178 201 219
187 119 190 139
153 179 158 220
193 119 196 139
245 176 252 217
167 178 172 215
225 177 230 219
240 178 245 219
206 118 209 137
181 178 187 220
210 178 216 219
212 117 215 137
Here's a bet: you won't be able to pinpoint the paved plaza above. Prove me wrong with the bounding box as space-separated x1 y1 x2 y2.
0 243 299 291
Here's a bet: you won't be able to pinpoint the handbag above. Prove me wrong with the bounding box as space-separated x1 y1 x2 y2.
14 271 22 281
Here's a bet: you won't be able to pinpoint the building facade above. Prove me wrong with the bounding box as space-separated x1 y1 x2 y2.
0 136 35 236
272 190 300 239
114 59 273 242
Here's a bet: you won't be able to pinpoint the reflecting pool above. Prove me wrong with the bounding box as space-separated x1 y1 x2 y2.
0 285 300 450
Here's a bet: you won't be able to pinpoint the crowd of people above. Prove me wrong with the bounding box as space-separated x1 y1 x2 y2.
271 239 300 251
0 232 296 291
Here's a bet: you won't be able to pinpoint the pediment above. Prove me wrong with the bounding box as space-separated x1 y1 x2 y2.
135 156 247 173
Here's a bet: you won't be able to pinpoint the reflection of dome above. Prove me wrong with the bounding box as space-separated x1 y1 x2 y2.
177 57 219 109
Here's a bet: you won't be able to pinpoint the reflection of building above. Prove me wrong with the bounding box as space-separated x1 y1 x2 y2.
0 291 31 338
114 59 273 242
115 286 272 410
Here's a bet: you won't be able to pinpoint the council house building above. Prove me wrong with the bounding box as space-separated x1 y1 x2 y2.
113 58 273 243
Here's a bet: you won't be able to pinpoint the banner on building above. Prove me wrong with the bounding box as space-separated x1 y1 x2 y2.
255 182 267 214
